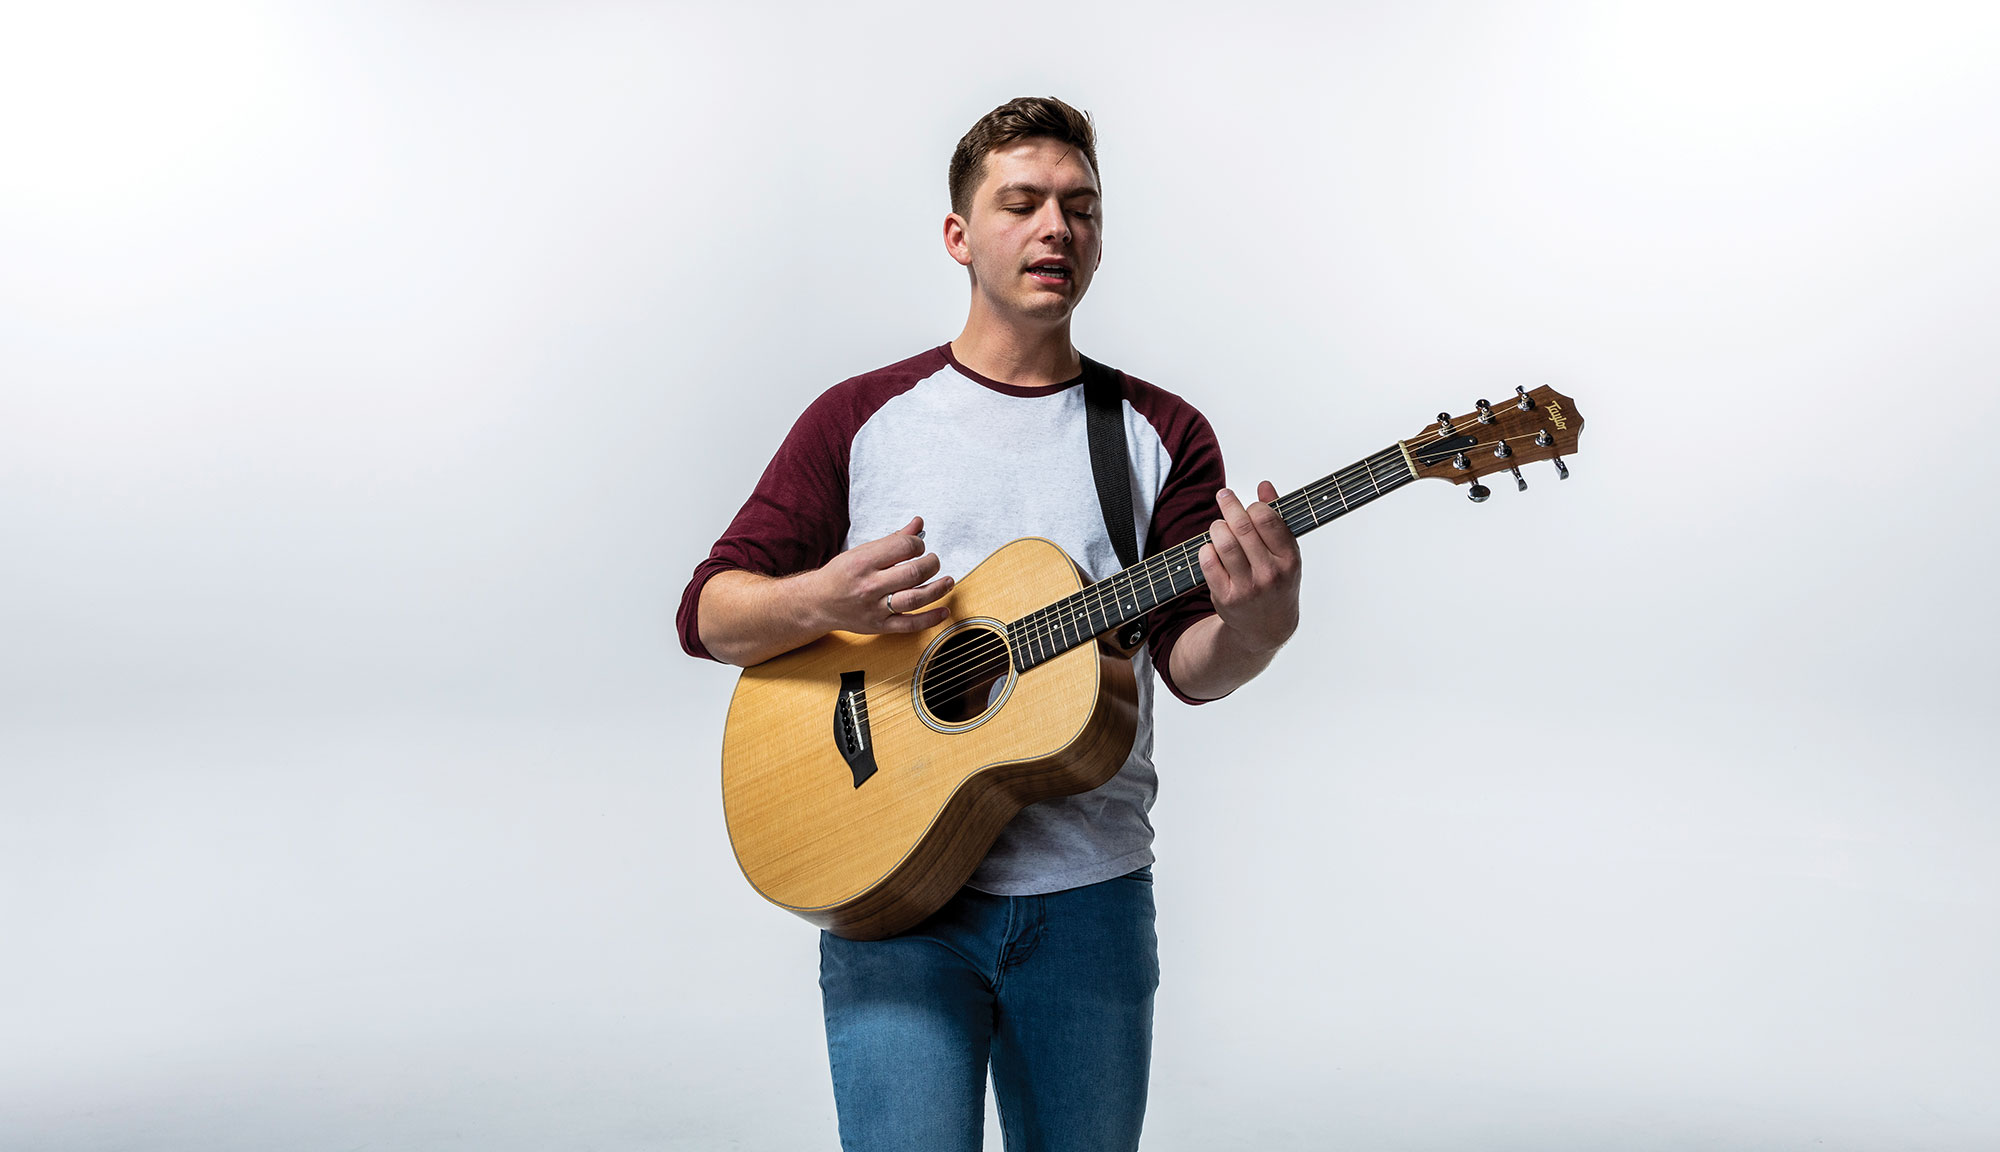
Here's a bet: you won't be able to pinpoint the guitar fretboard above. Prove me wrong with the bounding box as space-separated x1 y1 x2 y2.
1006 445 1416 672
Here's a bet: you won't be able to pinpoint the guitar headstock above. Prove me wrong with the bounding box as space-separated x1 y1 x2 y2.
1403 385 1584 500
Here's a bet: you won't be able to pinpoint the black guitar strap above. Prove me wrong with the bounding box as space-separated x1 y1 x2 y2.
1081 356 1149 650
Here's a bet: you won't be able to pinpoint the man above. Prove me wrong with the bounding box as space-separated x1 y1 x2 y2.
677 96 1301 1151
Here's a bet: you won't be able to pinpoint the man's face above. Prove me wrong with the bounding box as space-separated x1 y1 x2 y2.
946 137 1103 327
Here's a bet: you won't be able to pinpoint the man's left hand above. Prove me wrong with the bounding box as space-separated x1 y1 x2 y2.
1198 480 1301 655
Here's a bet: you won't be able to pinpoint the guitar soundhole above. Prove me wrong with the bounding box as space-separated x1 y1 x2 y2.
918 624 1013 726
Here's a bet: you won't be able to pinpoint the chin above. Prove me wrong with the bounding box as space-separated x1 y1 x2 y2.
1020 291 1081 319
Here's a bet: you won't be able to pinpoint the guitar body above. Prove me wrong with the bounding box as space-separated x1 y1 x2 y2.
721 536 1139 941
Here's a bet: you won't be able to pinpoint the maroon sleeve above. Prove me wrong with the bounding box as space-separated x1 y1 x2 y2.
1122 372 1229 704
675 350 940 661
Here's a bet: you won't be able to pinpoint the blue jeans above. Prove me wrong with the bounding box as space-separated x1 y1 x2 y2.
818 868 1159 1152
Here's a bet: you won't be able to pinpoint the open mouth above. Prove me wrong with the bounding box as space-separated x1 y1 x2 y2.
1027 264 1071 282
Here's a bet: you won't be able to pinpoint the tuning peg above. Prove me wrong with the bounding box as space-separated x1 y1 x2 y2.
1493 439 1513 459
1468 479 1491 503
1515 385 1533 412
1475 398 1495 424
1452 451 1471 470
1437 411 1456 434
1552 456 1570 480
1535 429 1553 447
1509 465 1527 492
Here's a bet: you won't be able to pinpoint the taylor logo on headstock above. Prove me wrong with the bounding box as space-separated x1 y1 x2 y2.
1544 402 1569 430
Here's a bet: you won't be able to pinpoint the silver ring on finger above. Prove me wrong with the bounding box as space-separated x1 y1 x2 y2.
884 591 898 615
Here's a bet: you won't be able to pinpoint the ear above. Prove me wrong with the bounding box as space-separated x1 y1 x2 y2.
943 213 972 268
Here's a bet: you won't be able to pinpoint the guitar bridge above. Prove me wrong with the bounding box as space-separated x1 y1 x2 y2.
833 670 878 789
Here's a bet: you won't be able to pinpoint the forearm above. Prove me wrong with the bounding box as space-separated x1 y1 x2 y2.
696 569 830 667
1166 612 1285 701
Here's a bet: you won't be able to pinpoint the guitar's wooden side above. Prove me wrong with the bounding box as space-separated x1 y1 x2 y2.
720 536 1139 941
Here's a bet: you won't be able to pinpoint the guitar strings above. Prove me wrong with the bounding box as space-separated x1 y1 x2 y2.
860 444 1417 712
848 426 1541 744
849 423 1563 743
844 448 1421 740
888 527 1218 711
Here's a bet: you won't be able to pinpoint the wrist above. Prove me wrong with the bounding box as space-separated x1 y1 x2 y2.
786 567 834 635
1216 613 1292 659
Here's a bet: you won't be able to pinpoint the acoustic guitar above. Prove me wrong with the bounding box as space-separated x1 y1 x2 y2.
721 386 1584 939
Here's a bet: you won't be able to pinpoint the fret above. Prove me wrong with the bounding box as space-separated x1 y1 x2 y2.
1141 555 1166 616
1115 572 1142 620
1340 467 1370 505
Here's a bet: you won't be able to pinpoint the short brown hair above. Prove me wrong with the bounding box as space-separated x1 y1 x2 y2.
948 96 1098 216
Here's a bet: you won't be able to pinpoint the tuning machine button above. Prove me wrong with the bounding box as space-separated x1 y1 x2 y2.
1468 479 1491 503
1552 456 1570 480
1509 465 1527 492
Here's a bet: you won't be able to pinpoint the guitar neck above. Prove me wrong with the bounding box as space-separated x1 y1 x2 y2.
1007 444 1417 672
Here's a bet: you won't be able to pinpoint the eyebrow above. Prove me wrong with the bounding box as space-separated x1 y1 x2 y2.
993 181 1100 200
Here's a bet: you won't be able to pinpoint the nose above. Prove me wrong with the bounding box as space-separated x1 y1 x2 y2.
1036 200 1070 244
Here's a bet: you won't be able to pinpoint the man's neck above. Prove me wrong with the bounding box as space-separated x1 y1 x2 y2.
950 316 1081 389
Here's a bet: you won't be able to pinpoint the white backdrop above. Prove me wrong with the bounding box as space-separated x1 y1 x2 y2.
4 2 1997 1149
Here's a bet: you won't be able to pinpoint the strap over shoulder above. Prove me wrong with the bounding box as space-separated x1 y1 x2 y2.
1081 356 1149 651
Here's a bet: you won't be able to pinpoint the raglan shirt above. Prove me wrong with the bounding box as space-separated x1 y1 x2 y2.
677 345 1228 897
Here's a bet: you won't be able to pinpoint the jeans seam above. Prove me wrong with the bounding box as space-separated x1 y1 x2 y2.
992 895 1016 994
1001 895 1046 976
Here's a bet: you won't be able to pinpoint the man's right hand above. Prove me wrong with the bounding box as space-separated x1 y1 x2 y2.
696 516 955 667
802 516 955 635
